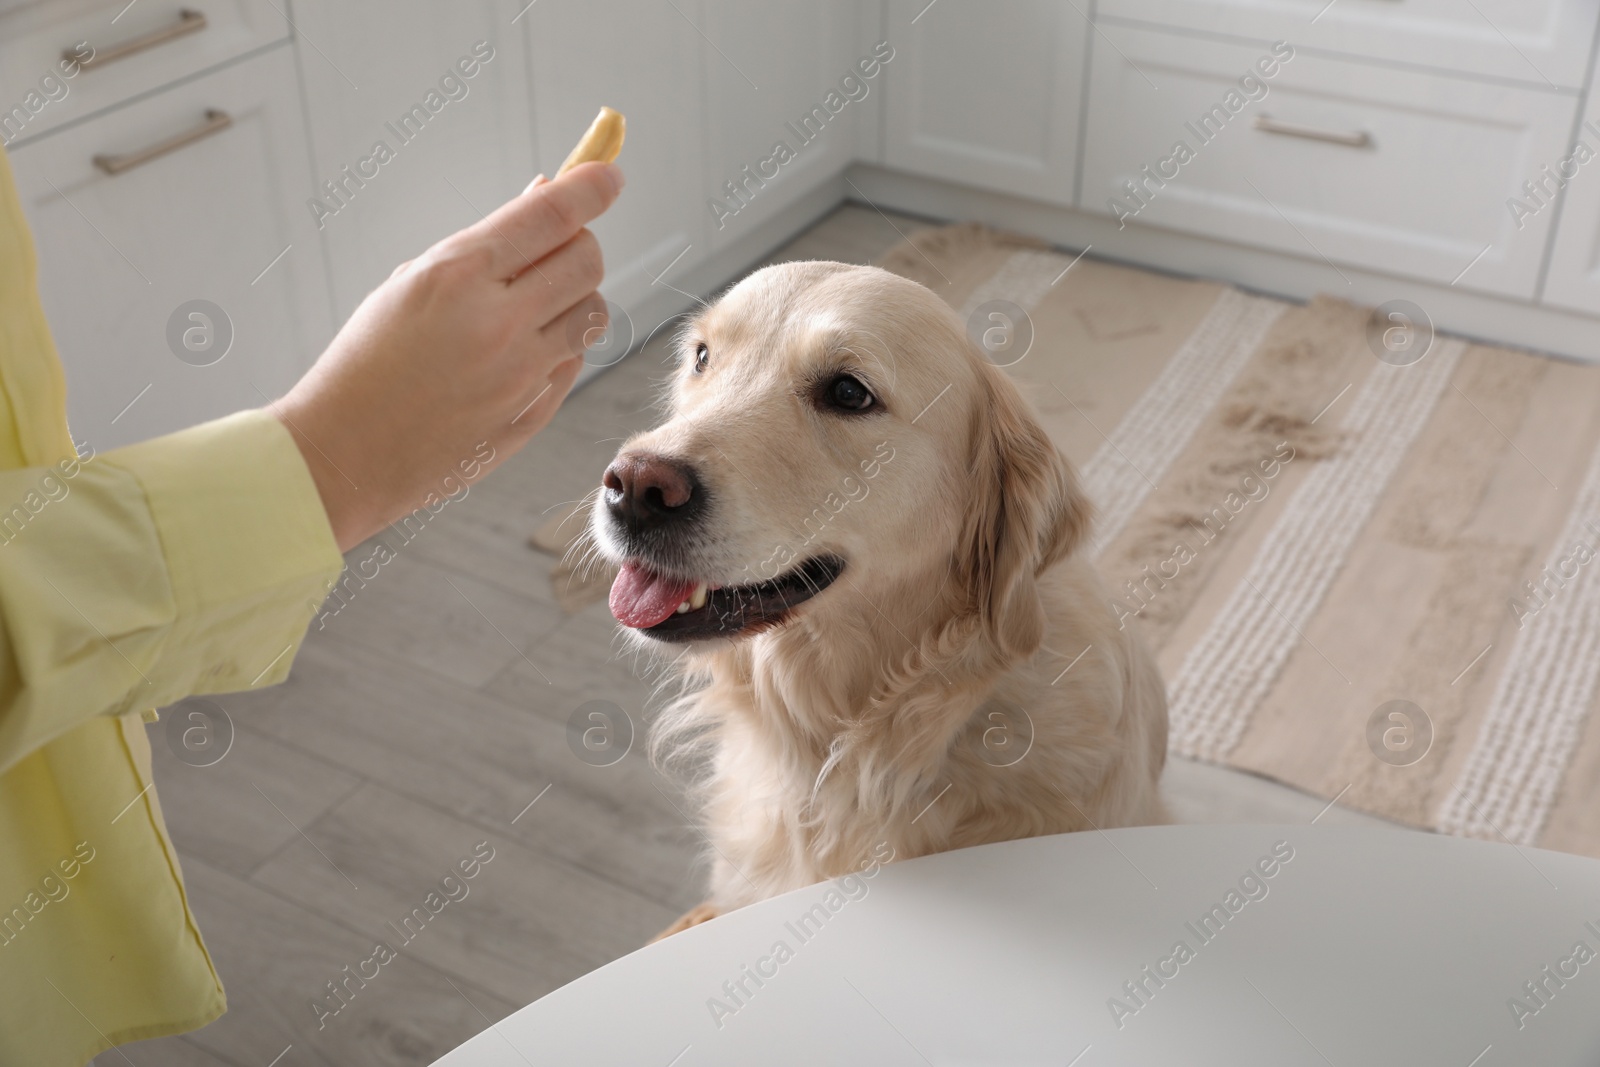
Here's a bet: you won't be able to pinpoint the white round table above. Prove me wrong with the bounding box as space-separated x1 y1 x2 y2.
431 824 1600 1065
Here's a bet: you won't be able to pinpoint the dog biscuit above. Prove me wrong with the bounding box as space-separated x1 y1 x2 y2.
556 106 626 177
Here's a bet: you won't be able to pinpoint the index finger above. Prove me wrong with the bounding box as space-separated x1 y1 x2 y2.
463 161 624 280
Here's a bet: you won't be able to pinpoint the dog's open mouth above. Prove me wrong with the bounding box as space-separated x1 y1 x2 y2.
608 555 845 642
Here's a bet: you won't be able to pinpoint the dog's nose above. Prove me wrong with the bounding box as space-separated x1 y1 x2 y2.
603 453 701 531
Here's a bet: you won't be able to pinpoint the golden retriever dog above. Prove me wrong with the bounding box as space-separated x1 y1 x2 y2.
586 260 1168 939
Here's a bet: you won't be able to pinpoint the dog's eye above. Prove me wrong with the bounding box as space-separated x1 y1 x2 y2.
693 343 709 373
823 374 875 413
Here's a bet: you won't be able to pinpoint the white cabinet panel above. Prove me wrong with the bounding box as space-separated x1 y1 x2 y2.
882 0 1085 207
293 0 536 320
523 0 708 325
8 44 333 450
853 0 888 165
701 1 864 252
0 0 289 145
1099 0 1599 91
1081 26 1575 299
521 1 710 326
1540 109 1600 315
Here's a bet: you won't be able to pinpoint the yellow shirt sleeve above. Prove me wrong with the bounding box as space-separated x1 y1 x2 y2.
0 407 343 774
0 140 347 1065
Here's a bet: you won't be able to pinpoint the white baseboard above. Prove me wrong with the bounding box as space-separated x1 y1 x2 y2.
845 162 1600 366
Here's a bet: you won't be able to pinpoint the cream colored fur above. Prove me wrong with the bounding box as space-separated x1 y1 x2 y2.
587 261 1168 934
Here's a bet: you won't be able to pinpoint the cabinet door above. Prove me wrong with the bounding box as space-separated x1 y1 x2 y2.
8 44 333 450
292 0 536 320
1081 26 1574 299
700 0 862 253
523 0 708 321
882 0 1086 207
1539 99 1600 316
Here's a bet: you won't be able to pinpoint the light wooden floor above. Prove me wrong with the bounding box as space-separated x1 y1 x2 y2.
102 203 1385 1067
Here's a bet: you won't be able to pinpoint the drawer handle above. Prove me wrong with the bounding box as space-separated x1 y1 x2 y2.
1252 114 1372 149
71 8 208 71
92 109 232 175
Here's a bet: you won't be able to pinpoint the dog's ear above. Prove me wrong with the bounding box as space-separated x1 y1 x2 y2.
957 367 1093 660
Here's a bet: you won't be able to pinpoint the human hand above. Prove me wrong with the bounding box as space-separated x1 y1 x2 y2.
272 161 624 551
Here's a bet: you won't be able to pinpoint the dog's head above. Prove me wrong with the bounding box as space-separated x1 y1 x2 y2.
591 261 1090 659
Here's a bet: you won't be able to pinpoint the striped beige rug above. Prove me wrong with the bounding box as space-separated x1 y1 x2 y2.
881 224 1600 859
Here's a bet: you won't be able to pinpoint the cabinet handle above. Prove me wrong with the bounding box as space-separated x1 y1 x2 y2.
71 8 208 71
1252 114 1372 148
92 109 232 175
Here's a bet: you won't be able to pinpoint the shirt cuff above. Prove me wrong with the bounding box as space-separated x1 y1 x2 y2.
104 408 343 695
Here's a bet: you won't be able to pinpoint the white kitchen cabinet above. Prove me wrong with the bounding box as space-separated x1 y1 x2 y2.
0 0 289 146
1538 95 1600 316
1080 25 1576 300
13 0 1600 449
1099 0 1600 91
9 43 333 450
881 0 1085 208
700 0 864 253
523 0 708 328
291 0 536 321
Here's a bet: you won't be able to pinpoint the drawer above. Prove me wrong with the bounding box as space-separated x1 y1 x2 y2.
1097 0 1598 91
8 45 334 449
1080 25 1576 299
0 0 288 146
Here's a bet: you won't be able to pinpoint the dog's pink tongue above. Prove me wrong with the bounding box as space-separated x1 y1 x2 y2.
610 563 697 629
